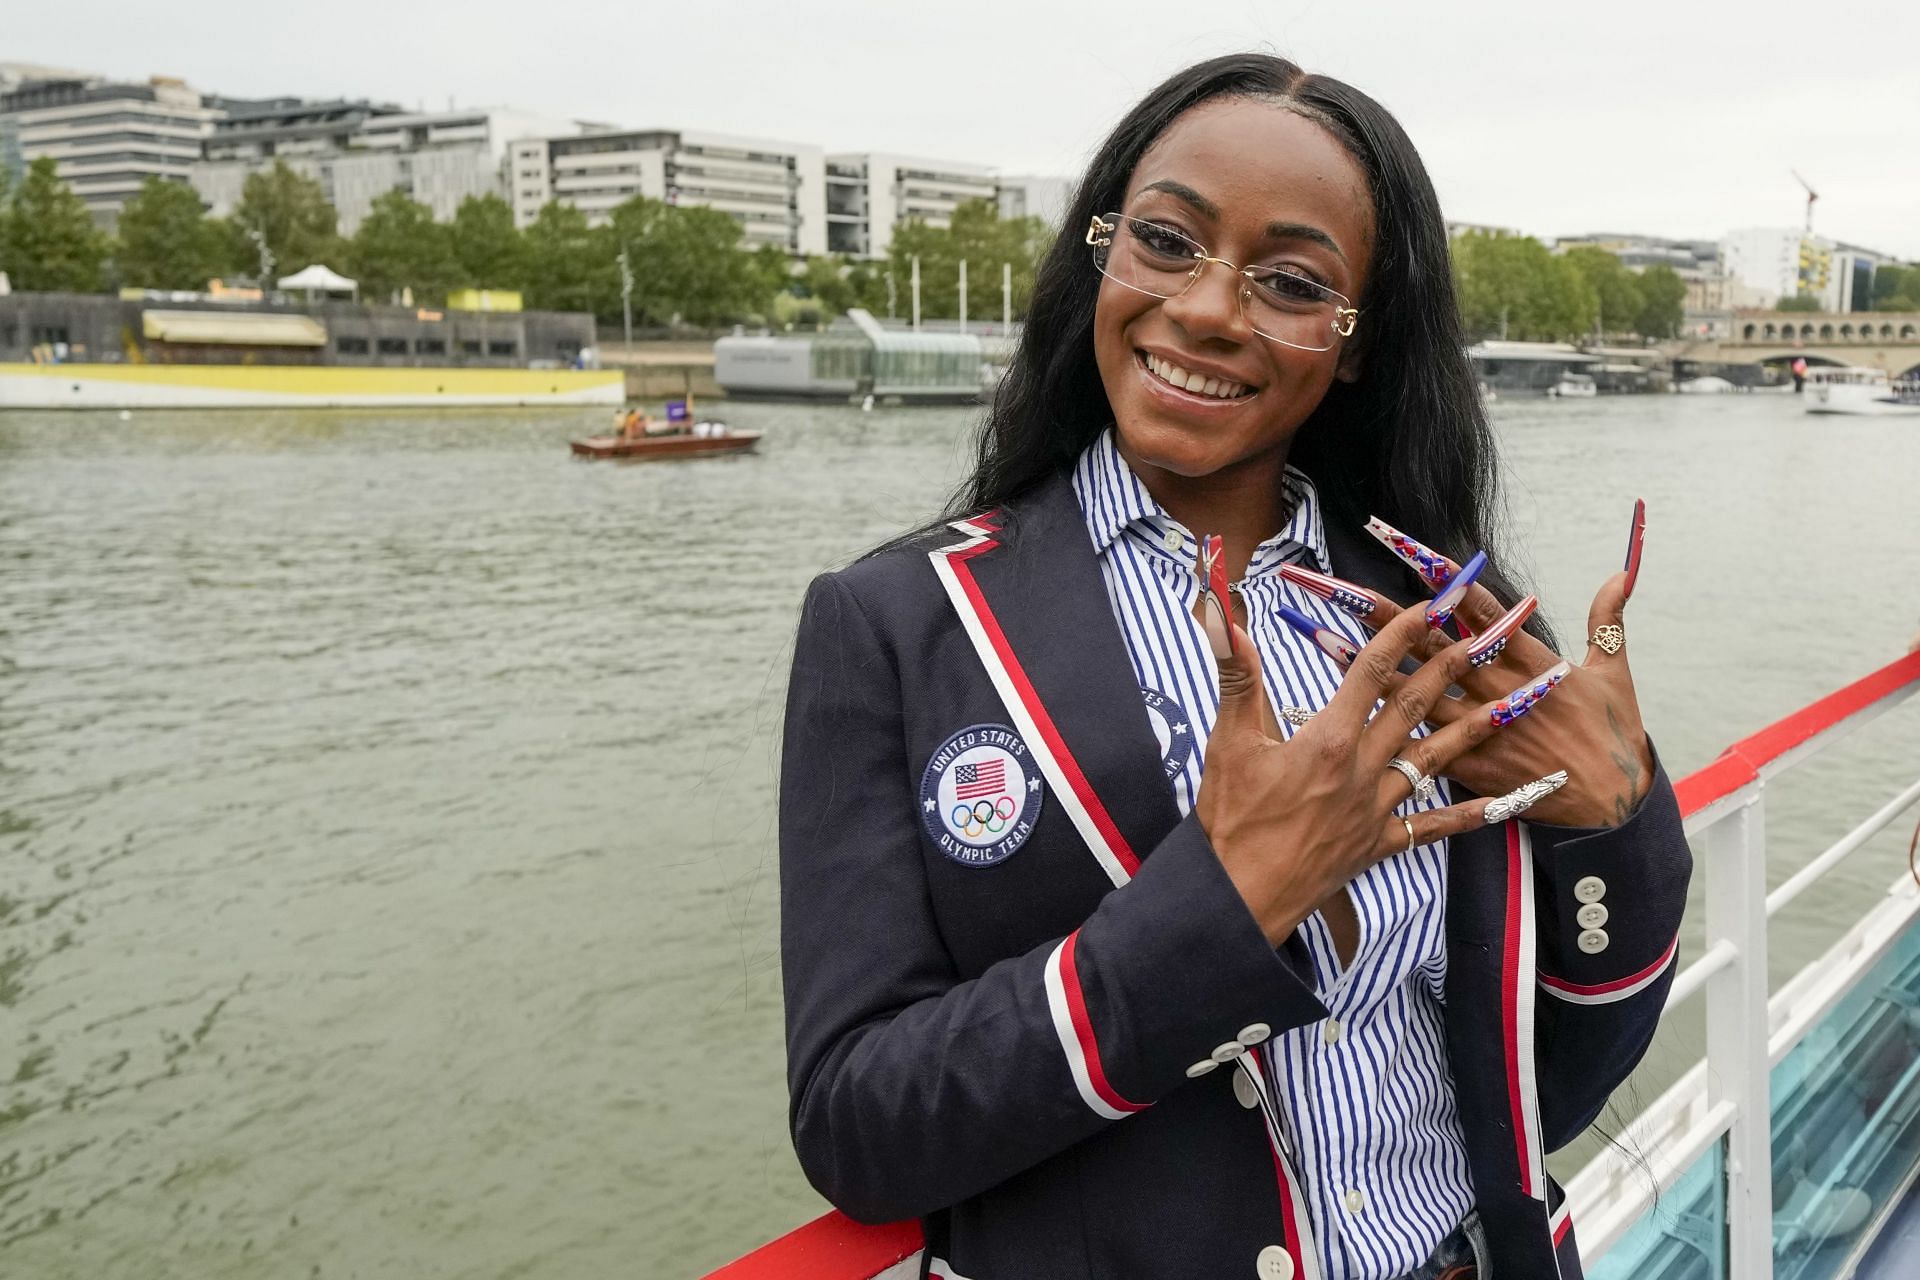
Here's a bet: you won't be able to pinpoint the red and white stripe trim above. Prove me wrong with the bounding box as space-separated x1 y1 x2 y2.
1043 932 1147 1121
1539 935 1680 1006
929 530 1141 887
1502 822 1547 1203
926 1258 975 1280
1551 1199 1573 1246
1235 1053 1325 1280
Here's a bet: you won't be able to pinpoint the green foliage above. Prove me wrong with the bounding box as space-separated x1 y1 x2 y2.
1563 248 1642 336
1775 295 1822 312
1872 264 1920 312
1632 265 1686 339
1451 231 1594 341
349 189 461 304
0 157 111 292
115 177 226 290
602 196 785 326
887 198 1053 321
523 201 615 315
450 194 529 290
226 160 341 280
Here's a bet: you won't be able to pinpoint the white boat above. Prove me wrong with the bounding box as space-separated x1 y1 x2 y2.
1546 372 1598 398
1805 366 1920 416
709 652 1920 1279
1676 375 1736 395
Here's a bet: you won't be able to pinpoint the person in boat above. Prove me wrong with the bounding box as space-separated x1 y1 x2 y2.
780 53 1689 1280
616 408 645 440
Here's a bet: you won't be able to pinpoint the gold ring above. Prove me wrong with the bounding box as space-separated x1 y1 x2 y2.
1401 816 1417 854
1591 624 1625 656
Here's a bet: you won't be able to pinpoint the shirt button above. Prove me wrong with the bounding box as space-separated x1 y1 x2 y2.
1237 1022 1271 1045
1578 928 1611 955
1161 526 1184 553
1322 1018 1342 1045
1256 1244 1296 1280
1233 1069 1261 1110
1577 902 1610 929
1574 875 1607 904
1210 1041 1243 1064
1345 1188 1366 1215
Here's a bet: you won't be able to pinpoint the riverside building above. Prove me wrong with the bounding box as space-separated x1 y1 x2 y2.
823 153 997 258
0 65 220 227
507 129 826 256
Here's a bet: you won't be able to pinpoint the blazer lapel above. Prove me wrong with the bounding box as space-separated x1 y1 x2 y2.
927 473 1181 887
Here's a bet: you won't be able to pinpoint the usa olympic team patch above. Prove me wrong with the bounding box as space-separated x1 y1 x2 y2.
919 723 1044 866
1140 688 1195 780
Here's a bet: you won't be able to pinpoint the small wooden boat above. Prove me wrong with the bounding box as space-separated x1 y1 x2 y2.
569 428 762 460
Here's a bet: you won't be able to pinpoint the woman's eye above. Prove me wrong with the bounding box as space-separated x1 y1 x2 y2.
1254 269 1332 305
1131 222 1195 259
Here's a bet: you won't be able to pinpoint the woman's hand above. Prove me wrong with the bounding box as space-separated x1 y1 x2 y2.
1195 598 1566 946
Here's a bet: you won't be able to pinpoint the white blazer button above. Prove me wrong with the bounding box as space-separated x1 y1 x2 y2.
1574 875 1607 904
1256 1244 1296 1280
1577 902 1609 929
1234 1069 1260 1109
1578 928 1611 954
1211 1041 1243 1064
1186 1057 1221 1078
1237 1022 1271 1045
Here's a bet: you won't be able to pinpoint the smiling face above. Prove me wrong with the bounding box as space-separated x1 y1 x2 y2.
1093 96 1375 491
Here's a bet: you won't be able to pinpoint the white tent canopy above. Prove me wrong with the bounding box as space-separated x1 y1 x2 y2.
277 264 358 296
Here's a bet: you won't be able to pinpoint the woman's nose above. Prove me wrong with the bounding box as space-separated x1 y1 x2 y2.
1161 258 1250 341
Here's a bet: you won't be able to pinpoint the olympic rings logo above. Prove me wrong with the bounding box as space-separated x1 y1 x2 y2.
950 794 1018 839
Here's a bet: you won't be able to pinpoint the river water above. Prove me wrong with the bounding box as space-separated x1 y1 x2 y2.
2 393 1918 1277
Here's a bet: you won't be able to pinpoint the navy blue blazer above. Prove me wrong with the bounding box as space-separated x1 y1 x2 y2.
780 472 1691 1280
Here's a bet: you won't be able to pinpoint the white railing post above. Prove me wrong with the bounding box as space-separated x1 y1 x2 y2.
1704 791 1772 1275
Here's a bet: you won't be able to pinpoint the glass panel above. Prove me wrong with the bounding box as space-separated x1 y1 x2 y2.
1587 1141 1726 1280
1771 923 1920 1279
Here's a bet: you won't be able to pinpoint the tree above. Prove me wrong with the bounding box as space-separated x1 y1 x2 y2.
885 198 1053 322
605 196 771 326
225 159 340 281
1633 265 1687 339
349 189 461 304
1 156 110 292
1775 295 1822 312
1872 264 1920 312
450 194 528 290
523 200 616 316
1563 247 1643 338
115 176 226 289
1450 230 1595 341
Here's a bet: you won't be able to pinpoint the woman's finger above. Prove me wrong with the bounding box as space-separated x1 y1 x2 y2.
1372 769 1573 861
1294 597 1432 731
1583 570 1631 668
1364 627 1478 756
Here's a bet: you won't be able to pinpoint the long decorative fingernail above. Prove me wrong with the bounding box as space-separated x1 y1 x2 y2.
1198 534 1236 658
1622 498 1646 603
1278 563 1379 620
1465 594 1538 667
1490 661 1571 726
1366 516 1455 590
1276 604 1360 666
1483 771 1570 824
1425 550 1488 630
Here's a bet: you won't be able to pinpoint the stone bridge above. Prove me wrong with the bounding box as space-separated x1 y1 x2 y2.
1676 310 1920 376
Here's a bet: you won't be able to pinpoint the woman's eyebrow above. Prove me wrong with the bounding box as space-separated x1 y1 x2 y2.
1266 220 1346 263
1139 179 1219 219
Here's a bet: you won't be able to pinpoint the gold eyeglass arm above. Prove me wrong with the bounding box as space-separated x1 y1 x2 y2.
1085 215 1114 248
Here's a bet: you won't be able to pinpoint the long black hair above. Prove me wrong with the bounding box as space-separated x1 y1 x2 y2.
948 52 1542 629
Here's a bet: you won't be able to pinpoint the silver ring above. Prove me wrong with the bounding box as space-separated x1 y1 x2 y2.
1401 816 1417 854
1278 706 1315 727
1386 756 1436 804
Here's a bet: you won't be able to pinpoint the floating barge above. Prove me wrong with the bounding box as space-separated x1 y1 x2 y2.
715 308 996 404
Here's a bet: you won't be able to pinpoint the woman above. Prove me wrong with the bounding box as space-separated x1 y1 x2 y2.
780 53 1688 1280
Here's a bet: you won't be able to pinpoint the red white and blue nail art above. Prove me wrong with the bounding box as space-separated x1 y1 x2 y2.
1490 660 1570 726
1425 550 1488 630
1366 517 1455 590
1466 594 1537 667
1276 604 1361 666
1197 534 1236 656
1622 498 1646 602
1277 563 1378 619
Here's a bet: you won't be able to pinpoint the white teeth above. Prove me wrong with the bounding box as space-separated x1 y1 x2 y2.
1143 352 1248 400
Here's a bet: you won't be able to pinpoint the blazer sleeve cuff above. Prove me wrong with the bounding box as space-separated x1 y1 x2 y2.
1064 812 1327 1103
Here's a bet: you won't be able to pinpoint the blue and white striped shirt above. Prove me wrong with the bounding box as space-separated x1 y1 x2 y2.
1070 429 1473 1279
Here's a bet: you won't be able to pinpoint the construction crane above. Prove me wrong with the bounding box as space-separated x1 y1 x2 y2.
1791 170 1819 233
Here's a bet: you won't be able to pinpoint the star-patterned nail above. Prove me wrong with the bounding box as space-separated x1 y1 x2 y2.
1465 594 1537 668
1276 604 1361 666
1278 563 1379 620
1622 498 1646 603
1425 550 1487 630
1365 517 1455 590
1490 661 1571 726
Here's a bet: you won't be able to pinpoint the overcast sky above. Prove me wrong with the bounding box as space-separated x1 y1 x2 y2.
19 1 1920 259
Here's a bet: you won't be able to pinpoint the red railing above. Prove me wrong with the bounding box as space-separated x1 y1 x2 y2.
710 650 1920 1279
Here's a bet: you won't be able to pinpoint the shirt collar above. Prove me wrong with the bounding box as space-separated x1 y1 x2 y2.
1071 426 1330 573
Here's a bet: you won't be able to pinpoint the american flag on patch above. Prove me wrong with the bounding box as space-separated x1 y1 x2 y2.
954 759 1006 800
